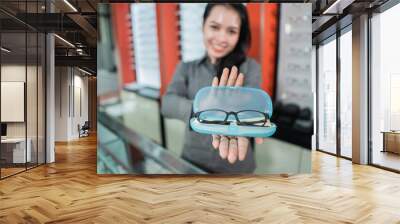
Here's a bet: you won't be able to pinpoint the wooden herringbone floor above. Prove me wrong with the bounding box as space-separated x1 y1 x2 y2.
1 134 400 224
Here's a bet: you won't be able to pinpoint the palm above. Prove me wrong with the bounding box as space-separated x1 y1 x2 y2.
211 66 264 164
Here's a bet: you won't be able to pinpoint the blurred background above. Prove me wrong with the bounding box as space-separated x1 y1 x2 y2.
97 3 312 174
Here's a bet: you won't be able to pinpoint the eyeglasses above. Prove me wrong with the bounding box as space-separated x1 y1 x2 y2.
194 109 270 127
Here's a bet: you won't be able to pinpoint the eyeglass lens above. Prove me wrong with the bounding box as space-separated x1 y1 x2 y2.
197 110 267 126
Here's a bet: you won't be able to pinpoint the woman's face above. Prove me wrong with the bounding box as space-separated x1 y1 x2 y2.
203 5 241 64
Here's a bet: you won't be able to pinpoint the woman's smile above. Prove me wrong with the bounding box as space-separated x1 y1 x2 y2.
211 43 227 53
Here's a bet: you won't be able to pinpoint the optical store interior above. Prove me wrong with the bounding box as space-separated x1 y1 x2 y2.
97 2 400 174
98 3 313 174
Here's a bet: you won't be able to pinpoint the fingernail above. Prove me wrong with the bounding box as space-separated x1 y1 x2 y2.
220 153 226 159
213 142 218 149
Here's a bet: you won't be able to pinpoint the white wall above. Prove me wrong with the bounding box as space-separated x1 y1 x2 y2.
55 67 69 141
55 67 89 141
1 65 26 136
1 64 46 164
1 65 39 137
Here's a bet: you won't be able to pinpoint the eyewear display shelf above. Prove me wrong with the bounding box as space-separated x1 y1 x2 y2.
98 105 206 174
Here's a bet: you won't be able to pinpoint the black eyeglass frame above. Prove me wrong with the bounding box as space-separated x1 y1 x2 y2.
193 109 270 127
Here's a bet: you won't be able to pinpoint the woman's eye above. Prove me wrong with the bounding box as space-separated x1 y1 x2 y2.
210 25 218 30
229 29 238 35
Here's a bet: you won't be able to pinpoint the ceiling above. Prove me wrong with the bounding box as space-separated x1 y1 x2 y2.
309 0 391 43
0 0 100 74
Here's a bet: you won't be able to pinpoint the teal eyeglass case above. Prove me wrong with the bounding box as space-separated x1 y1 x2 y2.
189 86 277 138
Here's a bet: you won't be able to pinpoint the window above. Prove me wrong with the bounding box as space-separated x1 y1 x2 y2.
339 28 352 158
317 36 337 154
371 2 400 171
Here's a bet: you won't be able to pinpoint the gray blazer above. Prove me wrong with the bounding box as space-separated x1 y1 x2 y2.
161 56 261 173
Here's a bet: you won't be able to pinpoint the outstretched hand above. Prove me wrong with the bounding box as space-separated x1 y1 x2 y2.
211 66 264 164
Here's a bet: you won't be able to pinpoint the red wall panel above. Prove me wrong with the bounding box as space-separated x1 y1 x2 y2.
247 3 261 62
156 4 180 96
247 3 279 97
261 4 279 97
111 3 136 85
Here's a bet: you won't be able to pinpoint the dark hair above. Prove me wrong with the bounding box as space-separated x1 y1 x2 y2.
203 3 251 79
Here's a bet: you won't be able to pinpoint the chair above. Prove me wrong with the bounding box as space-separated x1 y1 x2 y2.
79 121 90 138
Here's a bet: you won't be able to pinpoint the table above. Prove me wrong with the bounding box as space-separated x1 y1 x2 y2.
381 131 400 154
1 138 32 163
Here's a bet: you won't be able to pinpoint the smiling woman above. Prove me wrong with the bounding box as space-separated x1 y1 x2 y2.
161 3 262 173
202 4 251 79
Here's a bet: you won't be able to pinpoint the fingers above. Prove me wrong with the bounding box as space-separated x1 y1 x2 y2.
212 135 220 149
217 136 249 163
235 73 244 87
227 137 238 164
216 66 243 87
254 122 269 145
219 68 230 86
219 136 229 159
212 66 248 163
212 76 219 87
255 137 264 144
227 66 238 86
237 137 249 161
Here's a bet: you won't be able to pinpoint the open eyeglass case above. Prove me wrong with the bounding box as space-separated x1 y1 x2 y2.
189 86 277 138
